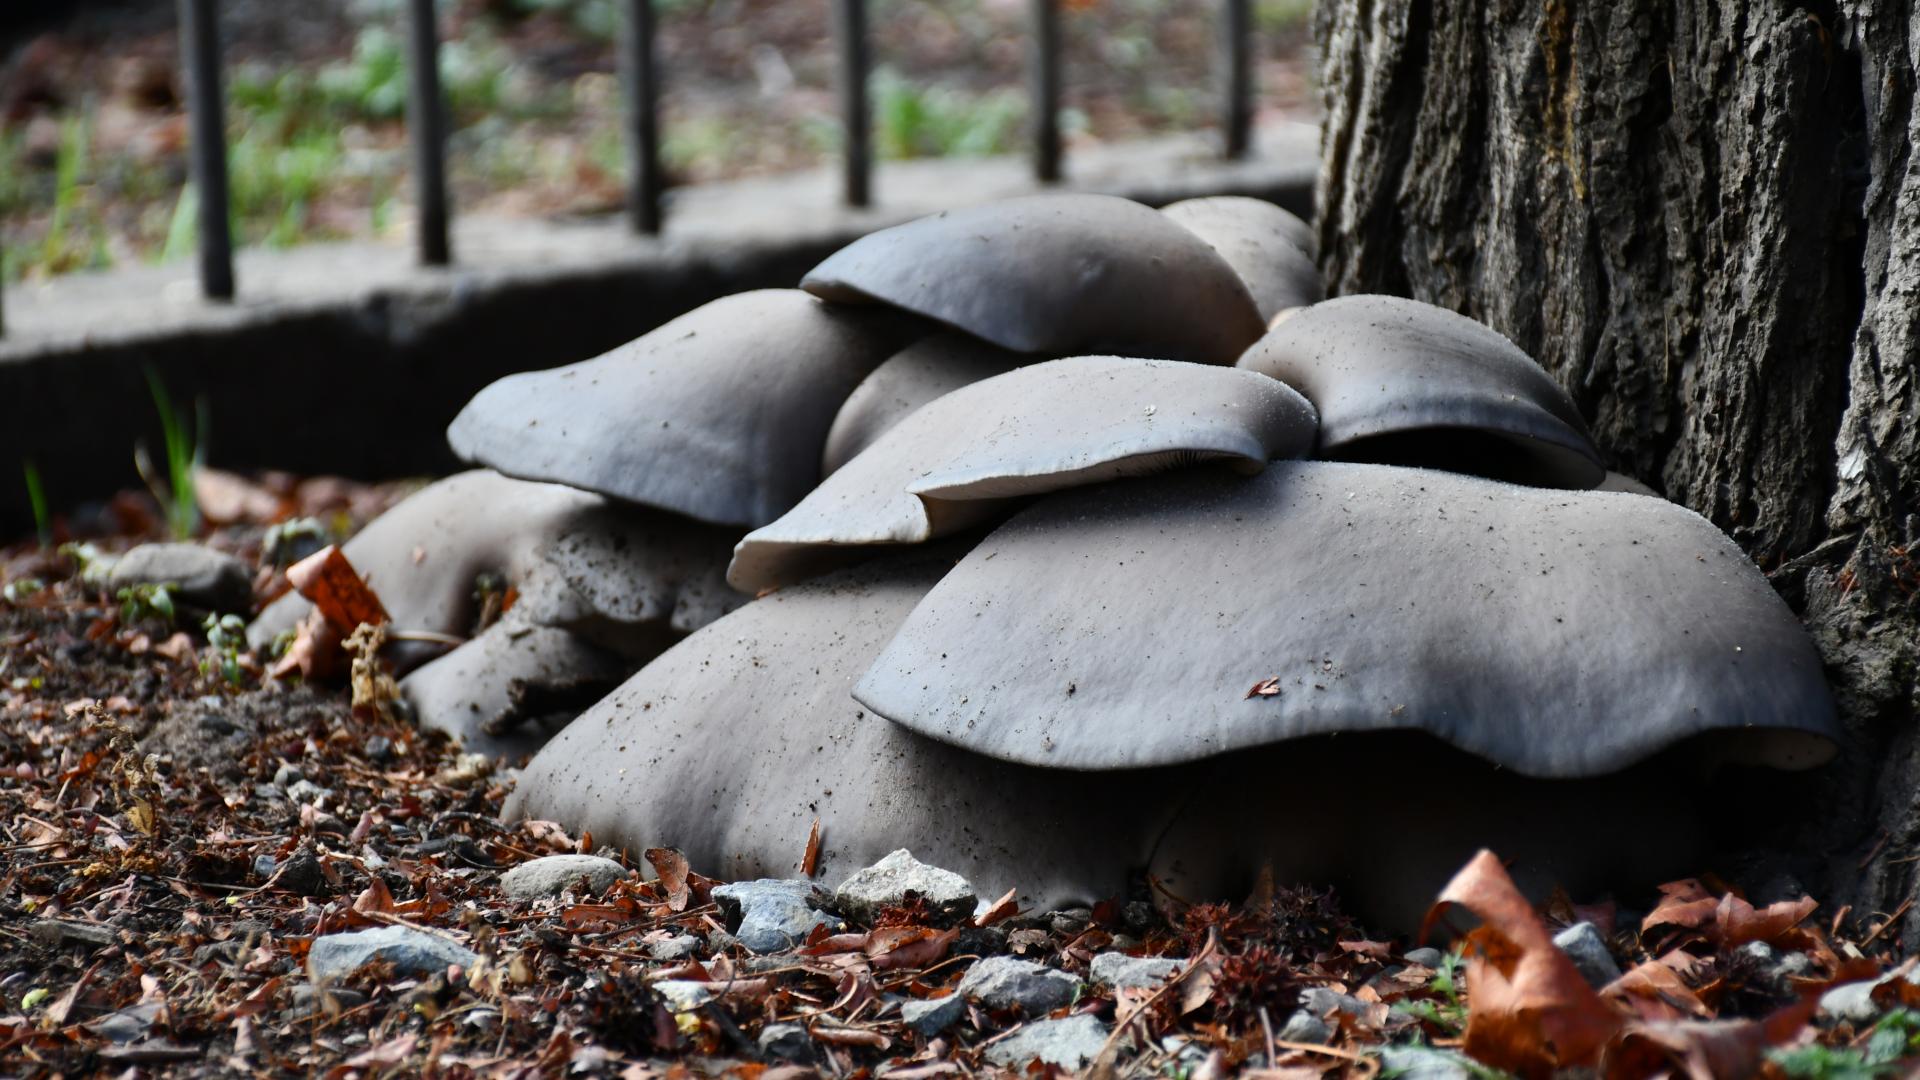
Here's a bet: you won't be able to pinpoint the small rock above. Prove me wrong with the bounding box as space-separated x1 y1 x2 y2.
1121 900 1158 936
1377 1044 1478 1080
288 984 369 1019
272 764 303 787
273 852 327 897
957 955 1081 1014
308 925 479 983
197 714 237 736
1050 908 1093 937
364 735 394 761
250 855 276 881
833 849 977 925
1403 947 1447 968
82 1003 161 1043
1089 953 1184 991
1819 979 1882 1024
712 879 843 953
757 1022 813 1061
285 779 332 805
654 980 716 1012
953 925 1007 957
647 933 702 961
1774 952 1812 979
1553 922 1623 988
901 993 966 1036
1738 941 1776 965
193 939 249 967
1300 987 1370 1021
984 1013 1112 1069
499 855 628 900
108 543 252 614
31 919 116 949
1277 1009 1334 1045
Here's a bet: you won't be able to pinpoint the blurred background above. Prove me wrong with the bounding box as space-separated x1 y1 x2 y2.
0 0 1318 284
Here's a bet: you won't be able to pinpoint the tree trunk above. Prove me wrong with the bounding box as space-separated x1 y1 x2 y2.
1315 0 1920 935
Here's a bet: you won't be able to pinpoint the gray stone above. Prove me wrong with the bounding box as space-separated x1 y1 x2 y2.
983 1013 1112 1070
654 980 715 1012
757 1022 812 1061
1819 978 1888 1024
1050 908 1094 937
499 854 628 900
833 849 977 925
273 764 303 787
647 933 702 962
1378 1044 1477 1080
308 925 480 983
1301 987 1370 1021
901 994 966 1037
285 779 333 805
711 879 844 954
1552 922 1622 988
1089 953 1184 991
957 955 1082 1014
1277 1009 1334 1045
108 543 252 614
1403 947 1447 968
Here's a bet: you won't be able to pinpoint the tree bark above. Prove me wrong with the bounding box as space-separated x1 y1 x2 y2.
1316 0 1920 935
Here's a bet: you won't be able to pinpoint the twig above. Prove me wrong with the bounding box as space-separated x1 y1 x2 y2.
1861 896 1914 948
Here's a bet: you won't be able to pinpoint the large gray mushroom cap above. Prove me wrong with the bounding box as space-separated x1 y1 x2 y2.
251 470 741 660
801 194 1267 364
728 356 1318 592
504 552 1709 933
821 333 1025 476
447 290 914 528
856 461 1838 777
1237 295 1606 488
1160 196 1323 321
402 621 629 759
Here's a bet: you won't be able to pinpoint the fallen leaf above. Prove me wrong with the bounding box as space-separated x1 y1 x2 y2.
1421 849 1622 1075
646 848 692 912
1246 676 1282 698
802 819 822 878
287 546 389 636
974 887 1019 928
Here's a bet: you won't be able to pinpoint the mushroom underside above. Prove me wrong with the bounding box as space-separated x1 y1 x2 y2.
854 461 1839 776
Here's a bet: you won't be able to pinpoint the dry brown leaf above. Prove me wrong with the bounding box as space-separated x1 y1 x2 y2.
868 927 957 971
802 819 822 878
646 847 693 912
974 887 1020 928
271 607 340 681
193 467 286 525
1600 996 1816 1080
1421 849 1623 1076
287 545 389 636
1602 951 1713 1022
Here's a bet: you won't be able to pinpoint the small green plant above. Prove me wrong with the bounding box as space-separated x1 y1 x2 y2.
201 612 250 686
60 541 114 587
2 577 44 604
117 582 177 624
1393 946 1468 1034
872 69 1025 160
136 366 205 540
22 460 50 547
1767 1008 1920 1078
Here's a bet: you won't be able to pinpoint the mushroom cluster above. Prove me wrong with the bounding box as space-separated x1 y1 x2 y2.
265 193 1838 926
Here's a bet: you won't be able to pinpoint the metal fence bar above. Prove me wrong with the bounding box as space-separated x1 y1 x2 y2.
405 0 452 266
1029 0 1061 183
620 0 663 234
178 0 234 300
0 238 7 337
834 0 872 207
1220 0 1253 158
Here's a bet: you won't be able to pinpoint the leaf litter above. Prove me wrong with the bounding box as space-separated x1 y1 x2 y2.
2 476 1918 1078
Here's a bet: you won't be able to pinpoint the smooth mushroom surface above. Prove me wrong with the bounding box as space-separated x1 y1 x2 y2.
1160 196 1323 321
801 194 1266 364
1236 294 1606 488
250 470 743 669
402 620 630 760
447 290 916 527
821 333 1026 476
504 552 1708 933
728 357 1317 592
856 461 1839 777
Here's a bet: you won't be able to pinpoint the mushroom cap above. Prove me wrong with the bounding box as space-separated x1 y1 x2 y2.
447 290 915 527
503 553 1711 931
402 620 631 760
801 194 1267 364
728 356 1318 592
855 461 1839 777
249 470 742 666
1160 196 1323 321
1236 295 1606 488
821 333 1026 476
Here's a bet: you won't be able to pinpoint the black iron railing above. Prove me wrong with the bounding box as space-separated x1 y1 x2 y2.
0 0 1264 337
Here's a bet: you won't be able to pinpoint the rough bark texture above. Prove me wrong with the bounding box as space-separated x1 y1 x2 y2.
1317 0 1920 938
